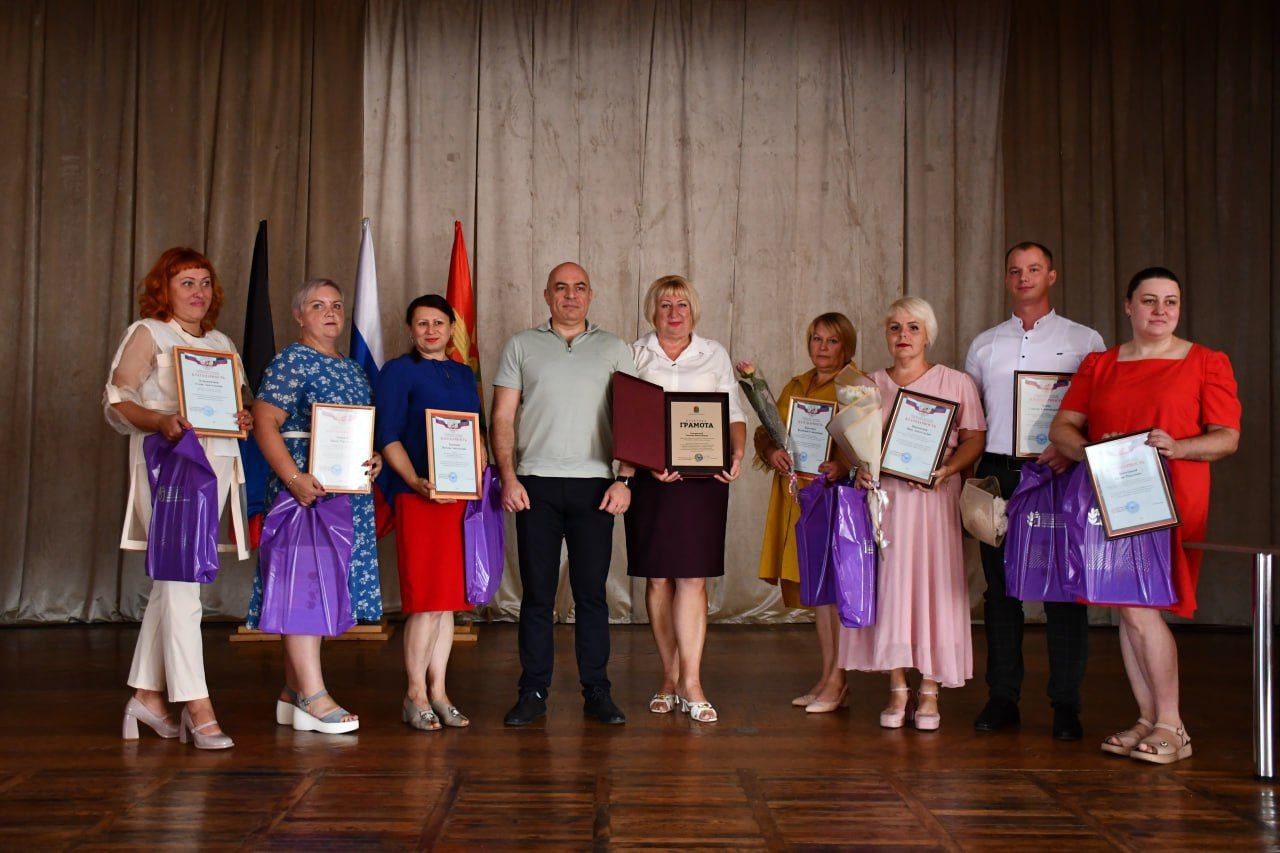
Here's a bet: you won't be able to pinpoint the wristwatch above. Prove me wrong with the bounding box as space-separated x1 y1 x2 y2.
614 474 632 488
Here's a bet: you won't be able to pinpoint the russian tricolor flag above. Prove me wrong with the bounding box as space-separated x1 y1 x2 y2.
351 217 384 385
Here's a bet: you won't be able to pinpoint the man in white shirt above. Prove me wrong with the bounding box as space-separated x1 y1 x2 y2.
964 242 1106 741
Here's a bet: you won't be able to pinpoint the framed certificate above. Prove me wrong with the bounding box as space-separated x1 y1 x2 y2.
308 403 376 494
1014 371 1073 458
665 392 730 476
426 409 483 500
786 396 836 478
880 389 958 488
1083 431 1180 539
173 346 246 438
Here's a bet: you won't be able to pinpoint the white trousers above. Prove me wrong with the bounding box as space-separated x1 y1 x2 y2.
127 455 236 702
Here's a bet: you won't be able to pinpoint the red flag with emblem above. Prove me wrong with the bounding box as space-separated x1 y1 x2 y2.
445 221 482 406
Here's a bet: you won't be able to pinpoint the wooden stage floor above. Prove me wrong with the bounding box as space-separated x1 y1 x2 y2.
1 622 1276 849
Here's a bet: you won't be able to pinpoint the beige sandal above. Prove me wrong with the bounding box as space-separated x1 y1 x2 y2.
649 693 679 714
1130 723 1192 765
1101 717 1153 757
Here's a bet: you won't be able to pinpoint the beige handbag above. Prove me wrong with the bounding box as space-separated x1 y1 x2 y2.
960 476 1008 547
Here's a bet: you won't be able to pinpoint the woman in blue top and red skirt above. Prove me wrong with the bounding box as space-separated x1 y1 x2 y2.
376 294 485 731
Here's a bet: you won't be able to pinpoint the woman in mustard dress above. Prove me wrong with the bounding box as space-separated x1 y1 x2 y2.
756 312 861 713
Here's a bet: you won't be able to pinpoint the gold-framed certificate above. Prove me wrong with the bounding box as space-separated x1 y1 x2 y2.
308 403 376 494
665 392 730 476
1014 371 1072 459
880 389 959 488
426 409 483 500
173 346 246 438
1084 430 1180 539
786 396 836 478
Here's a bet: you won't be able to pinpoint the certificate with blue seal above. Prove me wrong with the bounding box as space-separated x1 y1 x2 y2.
880 389 958 488
173 346 245 438
1014 371 1072 459
309 403 376 494
1084 430 1180 539
786 396 836 478
426 409 482 500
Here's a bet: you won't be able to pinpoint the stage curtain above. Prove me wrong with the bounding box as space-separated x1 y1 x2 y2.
0 0 363 622
1002 0 1278 625
363 0 1010 623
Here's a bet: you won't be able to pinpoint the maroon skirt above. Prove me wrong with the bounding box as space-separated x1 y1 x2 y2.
624 474 728 578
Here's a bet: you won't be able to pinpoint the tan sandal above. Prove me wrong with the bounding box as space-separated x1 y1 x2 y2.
1130 723 1192 765
1101 717 1154 756
648 693 678 714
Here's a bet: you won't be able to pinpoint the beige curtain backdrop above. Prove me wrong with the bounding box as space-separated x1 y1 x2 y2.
0 0 363 622
1001 0 1278 626
362 0 1010 624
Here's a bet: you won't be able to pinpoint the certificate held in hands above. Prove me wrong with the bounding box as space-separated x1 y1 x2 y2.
880 389 958 488
426 409 483 500
173 346 246 438
1014 371 1072 459
1084 430 1180 539
611 373 729 477
786 397 836 478
309 403 376 494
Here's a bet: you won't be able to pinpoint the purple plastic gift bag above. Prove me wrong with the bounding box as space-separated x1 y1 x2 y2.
1061 462 1177 608
830 483 877 628
257 492 356 636
464 467 506 605
794 478 838 607
1003 462 1077 602
143 430 220 583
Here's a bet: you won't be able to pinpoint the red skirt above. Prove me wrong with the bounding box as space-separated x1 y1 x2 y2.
394 493 470 613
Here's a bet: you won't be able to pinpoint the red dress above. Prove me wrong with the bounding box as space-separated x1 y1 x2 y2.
1059 344 1241 618
394 493 470 612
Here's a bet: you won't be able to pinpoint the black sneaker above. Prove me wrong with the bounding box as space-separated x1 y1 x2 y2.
1052 705 1083 741
583 687 626 725
503 690 547 726
973 696 1021 731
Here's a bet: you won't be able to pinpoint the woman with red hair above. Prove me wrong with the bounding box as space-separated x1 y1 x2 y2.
105 247 253 750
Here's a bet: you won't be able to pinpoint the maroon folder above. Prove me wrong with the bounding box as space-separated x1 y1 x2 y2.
611 373 666 472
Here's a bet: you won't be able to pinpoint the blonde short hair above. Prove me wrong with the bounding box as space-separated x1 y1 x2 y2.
644 275 701 330
885 296 938 347
805 312 858 366
292 277 344 317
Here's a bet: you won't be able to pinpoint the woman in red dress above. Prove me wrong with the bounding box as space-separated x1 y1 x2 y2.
1050 267 1241 765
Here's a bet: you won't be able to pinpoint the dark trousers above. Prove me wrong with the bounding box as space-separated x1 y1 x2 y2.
514 475 615 695
978 453 1089 710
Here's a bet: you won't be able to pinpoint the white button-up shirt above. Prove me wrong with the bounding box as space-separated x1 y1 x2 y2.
631 331 747 423
964 310 1105 455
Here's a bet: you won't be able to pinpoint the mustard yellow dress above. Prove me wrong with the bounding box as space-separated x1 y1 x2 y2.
755 369 841 608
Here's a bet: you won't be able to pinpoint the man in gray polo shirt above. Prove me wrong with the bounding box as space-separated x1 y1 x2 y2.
492 261 637 726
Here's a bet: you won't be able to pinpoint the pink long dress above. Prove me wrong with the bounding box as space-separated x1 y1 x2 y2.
837 365 986 688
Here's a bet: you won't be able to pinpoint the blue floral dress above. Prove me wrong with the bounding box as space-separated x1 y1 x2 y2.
245 343 383 627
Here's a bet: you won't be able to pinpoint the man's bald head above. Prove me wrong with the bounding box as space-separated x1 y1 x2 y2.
543 261 593 328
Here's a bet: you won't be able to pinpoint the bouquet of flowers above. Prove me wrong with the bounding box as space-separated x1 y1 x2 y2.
735 360 797 495
826 367 889 549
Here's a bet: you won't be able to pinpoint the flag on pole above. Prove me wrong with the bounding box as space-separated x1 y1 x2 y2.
351 217 384 386
352 218 394 538
445 220 483 412
239 220 275 549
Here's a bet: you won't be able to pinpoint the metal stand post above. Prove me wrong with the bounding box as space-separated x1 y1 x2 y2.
1254 552 1274 779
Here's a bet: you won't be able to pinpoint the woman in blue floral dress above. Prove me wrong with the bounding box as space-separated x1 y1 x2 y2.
247 278 382 734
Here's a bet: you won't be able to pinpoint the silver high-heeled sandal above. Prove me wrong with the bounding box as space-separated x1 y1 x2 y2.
179 707 234 750
403 697 441 731
429 698 470 728
122 696 179 740
649 693 679 714
879 687 915 728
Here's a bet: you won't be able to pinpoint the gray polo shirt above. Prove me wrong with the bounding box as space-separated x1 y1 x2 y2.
493 319 637 478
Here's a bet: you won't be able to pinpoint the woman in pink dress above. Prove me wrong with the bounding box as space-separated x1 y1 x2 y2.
842 297 987 730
